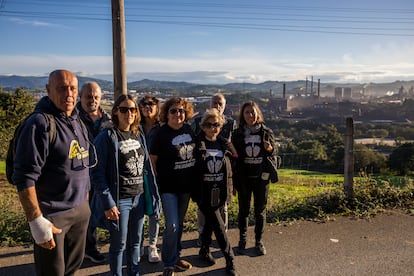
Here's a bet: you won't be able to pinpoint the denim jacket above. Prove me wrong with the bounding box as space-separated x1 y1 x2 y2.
89 126 161 230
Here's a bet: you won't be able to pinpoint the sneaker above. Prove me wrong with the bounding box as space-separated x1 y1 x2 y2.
199 248 216 265
175 259 192 271
255 243 266 256
148 246 160 263
162 267 175 276
236 241 246 255
84 250 106 264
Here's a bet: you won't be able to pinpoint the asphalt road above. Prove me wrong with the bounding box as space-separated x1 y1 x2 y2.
0 209 413 276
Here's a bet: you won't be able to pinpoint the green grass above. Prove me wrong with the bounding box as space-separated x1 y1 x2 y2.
278 169 344 186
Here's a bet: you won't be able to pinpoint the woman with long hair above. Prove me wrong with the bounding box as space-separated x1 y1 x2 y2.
232 101 278 257
91 95 160 275
138 95 162 263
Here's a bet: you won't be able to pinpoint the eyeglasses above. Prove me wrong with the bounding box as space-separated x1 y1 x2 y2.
118 107 138 114
203 122 221 129
141 101 156 107
169 108 185 115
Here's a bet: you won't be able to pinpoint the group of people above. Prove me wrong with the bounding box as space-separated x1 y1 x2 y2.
12 69 279 276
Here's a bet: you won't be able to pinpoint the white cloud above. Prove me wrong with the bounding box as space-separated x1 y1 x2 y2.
8 17 64 28
1 51 414 84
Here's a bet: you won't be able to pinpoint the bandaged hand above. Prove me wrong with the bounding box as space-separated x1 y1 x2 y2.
28 215 53 245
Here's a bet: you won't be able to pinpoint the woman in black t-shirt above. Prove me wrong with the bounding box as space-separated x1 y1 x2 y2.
232 101 278 257
194 108 237 276
92 95 160 275
150 97 196 275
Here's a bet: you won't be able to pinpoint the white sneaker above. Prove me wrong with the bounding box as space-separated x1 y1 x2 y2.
148 246 160 263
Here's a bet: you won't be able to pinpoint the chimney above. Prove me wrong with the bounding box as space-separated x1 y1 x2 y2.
317 78 320 98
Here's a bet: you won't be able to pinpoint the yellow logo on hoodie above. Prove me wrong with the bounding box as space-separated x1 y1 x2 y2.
69 140 89 160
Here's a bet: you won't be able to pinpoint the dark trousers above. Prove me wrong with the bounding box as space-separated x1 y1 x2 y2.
34 201 90 276
85 225 98 253
85 190 98 254
237 177 269 244
199 204 234 260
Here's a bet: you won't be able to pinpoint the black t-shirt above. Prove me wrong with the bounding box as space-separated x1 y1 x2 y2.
197 137 227 208
116 130 145 198
241 129 266 178
150 123 196 194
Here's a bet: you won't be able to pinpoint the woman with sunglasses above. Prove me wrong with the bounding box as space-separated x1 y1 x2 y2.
150 97 196 276
193 108 237 275
138 95 162 263
91 95 160 276
232 101 278 257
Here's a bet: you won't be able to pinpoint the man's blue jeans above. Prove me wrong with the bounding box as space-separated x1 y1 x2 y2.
109 195 145 276
160 193 190 267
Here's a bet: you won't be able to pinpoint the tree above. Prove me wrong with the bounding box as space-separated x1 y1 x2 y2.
388 143 414 175
0 88 35 159
318 124 345 172
354 144 387 174
296 140 328 170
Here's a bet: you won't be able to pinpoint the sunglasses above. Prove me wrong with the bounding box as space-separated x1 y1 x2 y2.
118 107 138 114
169 108 185 115
141 101 156 107
203 122 221 129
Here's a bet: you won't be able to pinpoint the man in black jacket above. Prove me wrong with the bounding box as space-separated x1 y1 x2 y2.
77 81 111 264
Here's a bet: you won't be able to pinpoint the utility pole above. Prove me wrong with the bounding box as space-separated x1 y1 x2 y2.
344 117 355 202
112 0 127 100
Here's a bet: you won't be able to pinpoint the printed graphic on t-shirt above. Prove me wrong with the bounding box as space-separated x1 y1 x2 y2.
172 133 196 170
244 134 263 164
119 139 144 177
203 149 224 182
68 140 89 160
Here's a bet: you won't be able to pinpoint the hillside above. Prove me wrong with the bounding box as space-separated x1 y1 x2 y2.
1 75 413 97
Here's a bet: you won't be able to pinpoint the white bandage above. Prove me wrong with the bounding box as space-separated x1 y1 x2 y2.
28 215 53 245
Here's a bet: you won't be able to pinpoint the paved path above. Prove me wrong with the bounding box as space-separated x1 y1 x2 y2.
0 209 413 276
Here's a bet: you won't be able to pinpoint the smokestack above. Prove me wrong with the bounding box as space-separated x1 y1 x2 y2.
317 78 320 98
311 76 314 95
283 83 286 99
305 76 308 94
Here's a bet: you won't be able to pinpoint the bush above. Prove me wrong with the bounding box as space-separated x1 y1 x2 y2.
0 89 35 159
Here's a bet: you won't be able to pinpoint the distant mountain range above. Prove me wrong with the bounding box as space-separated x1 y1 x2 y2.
1 75 413 97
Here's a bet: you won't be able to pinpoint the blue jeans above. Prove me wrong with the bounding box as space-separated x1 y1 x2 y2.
109 195 145 276
141 213 160 248
160 193 190 267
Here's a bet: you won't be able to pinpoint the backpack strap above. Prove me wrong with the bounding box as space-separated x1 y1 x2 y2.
41 113 57 144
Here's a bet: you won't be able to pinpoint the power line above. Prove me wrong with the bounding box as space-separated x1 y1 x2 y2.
2 0 414 37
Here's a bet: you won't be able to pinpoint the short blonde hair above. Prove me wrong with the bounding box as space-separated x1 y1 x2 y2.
200 108 224 128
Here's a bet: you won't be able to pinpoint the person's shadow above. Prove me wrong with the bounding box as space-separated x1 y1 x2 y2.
0 249 36 276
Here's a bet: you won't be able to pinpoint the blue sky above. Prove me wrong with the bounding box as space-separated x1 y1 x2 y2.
0 0 413 84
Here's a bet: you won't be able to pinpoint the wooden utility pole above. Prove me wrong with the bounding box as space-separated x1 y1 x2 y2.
344 117 355 201
112 0 127 100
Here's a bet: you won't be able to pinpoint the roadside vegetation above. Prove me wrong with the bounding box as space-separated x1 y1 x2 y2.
1 166 413 247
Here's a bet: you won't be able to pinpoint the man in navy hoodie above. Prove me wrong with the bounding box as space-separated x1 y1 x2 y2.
13 69 92 276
